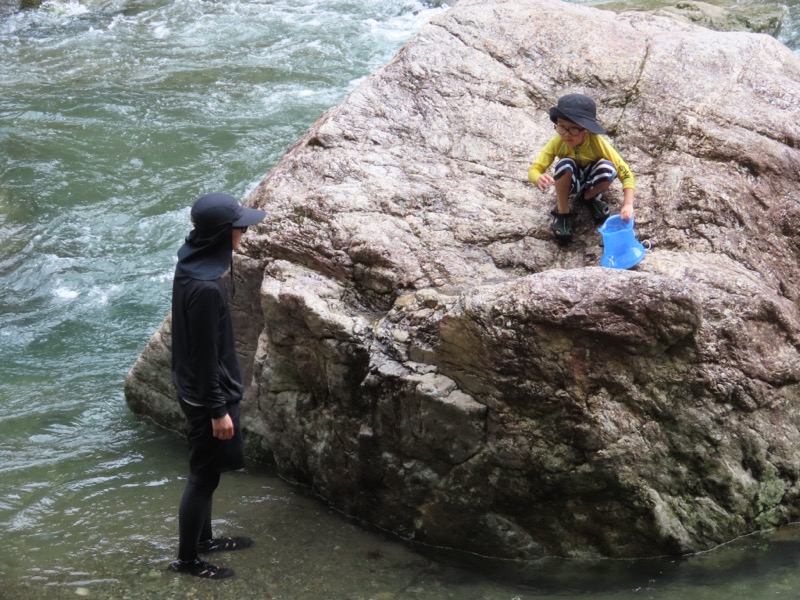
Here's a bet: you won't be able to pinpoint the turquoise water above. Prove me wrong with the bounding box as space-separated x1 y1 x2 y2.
1 0 800 597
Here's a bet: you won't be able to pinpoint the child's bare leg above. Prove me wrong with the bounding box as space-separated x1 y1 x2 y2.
554 172 572 214
583 180 610 200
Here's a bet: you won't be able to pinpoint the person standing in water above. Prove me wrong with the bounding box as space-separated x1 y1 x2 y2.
168 192 266 579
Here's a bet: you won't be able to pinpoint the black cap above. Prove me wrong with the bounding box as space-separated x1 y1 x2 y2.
190 192 266 231
549 93 606 134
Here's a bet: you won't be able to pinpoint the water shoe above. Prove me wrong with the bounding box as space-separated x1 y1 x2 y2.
169 558 234 579
584 193 610 224
550 210 574 243
199 536 254 553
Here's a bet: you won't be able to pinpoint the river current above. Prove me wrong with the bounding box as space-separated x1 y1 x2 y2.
1 0 799 598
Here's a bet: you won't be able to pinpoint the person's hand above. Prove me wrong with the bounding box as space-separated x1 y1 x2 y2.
620 204 634 222
537 173 554 190
211 413 235 440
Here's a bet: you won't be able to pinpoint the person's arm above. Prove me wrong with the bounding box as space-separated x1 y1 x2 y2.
595 136 635 220
186 284 228 419
621 187 634 221
187 285 236 440
528 136 560 189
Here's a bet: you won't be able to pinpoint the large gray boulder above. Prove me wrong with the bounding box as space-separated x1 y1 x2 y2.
125 0 800 559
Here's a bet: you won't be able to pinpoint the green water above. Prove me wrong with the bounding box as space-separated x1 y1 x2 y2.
1 0 800 597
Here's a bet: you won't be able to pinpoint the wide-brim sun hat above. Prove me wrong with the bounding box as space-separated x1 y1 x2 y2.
190 192 267 231
549 93 606 134
178 192 267 281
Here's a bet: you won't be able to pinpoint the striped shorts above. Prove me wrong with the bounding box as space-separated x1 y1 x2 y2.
553 158 617 199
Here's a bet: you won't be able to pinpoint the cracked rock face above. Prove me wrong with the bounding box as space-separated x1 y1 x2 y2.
125 0 800 559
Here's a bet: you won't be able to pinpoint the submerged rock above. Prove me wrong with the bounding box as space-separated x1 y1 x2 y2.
653 1 788 36
602 0 789 37
125 0 800 559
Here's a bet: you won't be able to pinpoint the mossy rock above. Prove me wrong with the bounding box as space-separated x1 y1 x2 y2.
603 0 788 36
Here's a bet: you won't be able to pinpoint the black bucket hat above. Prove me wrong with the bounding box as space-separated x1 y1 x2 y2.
190 192 267 232
549 93 606 134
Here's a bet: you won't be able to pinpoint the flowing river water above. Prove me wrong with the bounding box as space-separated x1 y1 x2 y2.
1 0 799 598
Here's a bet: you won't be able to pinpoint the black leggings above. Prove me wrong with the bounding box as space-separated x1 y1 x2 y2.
178 473 221 561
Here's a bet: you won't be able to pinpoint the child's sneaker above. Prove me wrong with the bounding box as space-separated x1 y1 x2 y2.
169 558 235 579
550 210 573 243
584 193 610 224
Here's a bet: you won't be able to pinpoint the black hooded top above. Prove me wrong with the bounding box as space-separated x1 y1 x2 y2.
170 193 266 417
171 222 243 418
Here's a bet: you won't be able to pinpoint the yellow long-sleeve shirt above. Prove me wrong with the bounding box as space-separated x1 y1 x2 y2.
528 134 635 190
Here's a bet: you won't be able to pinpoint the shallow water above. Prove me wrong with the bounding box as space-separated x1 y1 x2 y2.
1 0 800 597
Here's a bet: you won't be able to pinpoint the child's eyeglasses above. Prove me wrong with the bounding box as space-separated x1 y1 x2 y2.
554 123 585 136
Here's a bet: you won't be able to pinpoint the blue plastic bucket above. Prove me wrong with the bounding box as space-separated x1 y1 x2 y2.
598 215 646 269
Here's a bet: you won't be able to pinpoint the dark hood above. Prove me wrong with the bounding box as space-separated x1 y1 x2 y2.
174 222 232 281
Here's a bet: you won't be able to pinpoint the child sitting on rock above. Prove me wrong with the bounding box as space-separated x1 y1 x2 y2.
528 93 635 243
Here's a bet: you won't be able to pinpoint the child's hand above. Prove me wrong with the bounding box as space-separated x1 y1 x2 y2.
537 173 554 190
620 205 634 221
